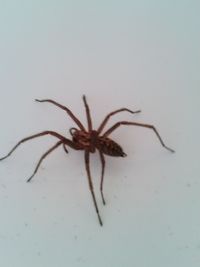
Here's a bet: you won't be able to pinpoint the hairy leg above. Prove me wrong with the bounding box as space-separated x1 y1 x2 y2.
97 108 141 134
99 151 106 205
85 150 103 226
103 121 175 153
27 141 62 182
82 95 93 131
35 99 85 131
0 131 78 161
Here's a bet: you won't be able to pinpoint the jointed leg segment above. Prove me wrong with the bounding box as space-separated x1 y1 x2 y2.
103 121 175 153
27 141 63 182
99 151 106 205
83 95 93 131
63 144 69 154
98 108 141 134
85 150 103 226
0 131 79 161
35 99 86 131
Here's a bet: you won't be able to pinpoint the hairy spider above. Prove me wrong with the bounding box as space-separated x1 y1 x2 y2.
0 95 174 226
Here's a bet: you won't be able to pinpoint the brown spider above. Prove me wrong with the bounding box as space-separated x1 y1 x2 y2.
0 95 174 226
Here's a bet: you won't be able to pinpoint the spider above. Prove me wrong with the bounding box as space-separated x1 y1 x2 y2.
0 95 174 226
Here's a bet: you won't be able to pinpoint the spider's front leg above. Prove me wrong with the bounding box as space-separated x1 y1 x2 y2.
27 141 76 182
99 151 106 205
82 95 93 131
27 141 62 182
0 131 75 161
35 99 86 131
0 131 79 182
84 150 103 226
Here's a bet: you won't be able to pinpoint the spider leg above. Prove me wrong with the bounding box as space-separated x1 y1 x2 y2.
27 141 62 182
35 99 86 131
83 95 93 131
97 108 141 134
85 150 103 226
63 144 69 154
99 151 106 205
0 131 78 161
103 121 175 153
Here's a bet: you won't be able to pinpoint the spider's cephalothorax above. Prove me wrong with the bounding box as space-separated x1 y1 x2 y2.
0 95 175 226
70 128 92 150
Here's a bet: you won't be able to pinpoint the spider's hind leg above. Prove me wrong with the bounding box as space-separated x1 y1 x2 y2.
97 108 141 134
103 121 175 153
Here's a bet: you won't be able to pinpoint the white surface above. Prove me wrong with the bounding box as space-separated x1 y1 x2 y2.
0 1 200 267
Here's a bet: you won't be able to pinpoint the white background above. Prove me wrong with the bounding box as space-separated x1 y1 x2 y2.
0 1 200 267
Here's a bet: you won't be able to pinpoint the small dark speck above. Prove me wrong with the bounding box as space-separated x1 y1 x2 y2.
24 223 28 227
1 184 6 189
74 235 78 240
37 252 41 256
186 183 191 188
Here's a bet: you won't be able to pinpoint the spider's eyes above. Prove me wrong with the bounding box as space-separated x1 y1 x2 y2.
69 127 78 136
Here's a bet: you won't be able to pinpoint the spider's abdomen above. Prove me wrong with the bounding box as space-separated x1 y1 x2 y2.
96 137 127 157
